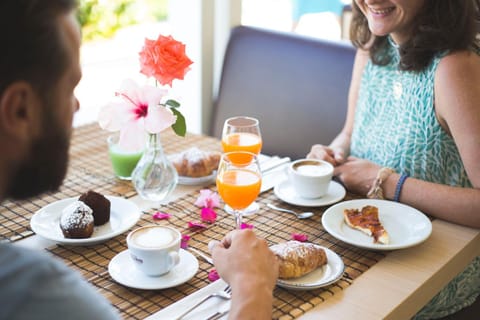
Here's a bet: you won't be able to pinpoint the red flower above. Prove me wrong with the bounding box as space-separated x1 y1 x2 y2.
181 234 191 249
201 207 217 224
240 223 254 230
291 233 308 242
188 221 207 229
152 211 171 220
208 269 220 282
139 35 193 87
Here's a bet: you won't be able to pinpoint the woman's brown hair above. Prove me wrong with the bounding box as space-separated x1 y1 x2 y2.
350 0 480 71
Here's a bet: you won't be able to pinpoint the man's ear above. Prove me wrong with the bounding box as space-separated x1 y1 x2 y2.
0 82 41 140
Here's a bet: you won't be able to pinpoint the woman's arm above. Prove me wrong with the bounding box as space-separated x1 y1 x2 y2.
382 50 480 228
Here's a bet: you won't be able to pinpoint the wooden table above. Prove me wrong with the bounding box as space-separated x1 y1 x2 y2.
11 124 480 319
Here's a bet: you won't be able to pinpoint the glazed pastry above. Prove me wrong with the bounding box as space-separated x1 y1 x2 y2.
344 205 389 244
59 201 94 239
270 240 328 279
79 190 110 226
170 147 221 177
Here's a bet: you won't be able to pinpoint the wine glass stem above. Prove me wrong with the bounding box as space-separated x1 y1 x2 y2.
234 210 242 229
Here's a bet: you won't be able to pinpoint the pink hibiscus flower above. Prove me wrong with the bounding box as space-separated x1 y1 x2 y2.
194 189 220 209
98 79 176 151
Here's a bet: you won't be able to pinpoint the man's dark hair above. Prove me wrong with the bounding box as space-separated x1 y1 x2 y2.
350 0 480 71
0 0 77 100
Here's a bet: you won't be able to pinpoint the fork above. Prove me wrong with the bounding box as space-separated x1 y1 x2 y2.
176 285 232 320
189 247 214 265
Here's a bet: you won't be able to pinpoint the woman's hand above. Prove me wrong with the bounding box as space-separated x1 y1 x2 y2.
307 144 346 166
334 157 382 196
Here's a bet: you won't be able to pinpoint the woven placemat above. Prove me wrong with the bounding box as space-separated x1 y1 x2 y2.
48 189 385 320
0 123 221 242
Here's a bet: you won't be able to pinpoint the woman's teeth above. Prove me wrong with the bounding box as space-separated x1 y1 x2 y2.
370 7 395 14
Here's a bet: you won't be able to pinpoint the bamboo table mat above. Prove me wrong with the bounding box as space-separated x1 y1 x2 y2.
48 189 385 320
0 123 221 242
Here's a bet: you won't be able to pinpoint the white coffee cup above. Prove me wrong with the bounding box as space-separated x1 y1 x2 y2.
126 225 181 277
288 159 333 198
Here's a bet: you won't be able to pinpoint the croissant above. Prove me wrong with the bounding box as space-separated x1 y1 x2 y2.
171 147 221 177
270 241 327 279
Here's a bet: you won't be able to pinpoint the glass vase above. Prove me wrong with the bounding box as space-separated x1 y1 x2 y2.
131 133 178 202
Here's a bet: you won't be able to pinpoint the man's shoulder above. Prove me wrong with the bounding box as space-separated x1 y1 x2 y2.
0 243 63 274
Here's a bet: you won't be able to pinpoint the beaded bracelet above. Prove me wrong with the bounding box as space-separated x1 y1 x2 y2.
394 173 409 202
367 167 395 200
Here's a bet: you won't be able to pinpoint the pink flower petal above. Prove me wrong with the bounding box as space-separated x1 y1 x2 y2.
181 234 191 249
152 212 171 220
188 221 207 229
240 223 254 230
208 269 220 282
144 104 177 134
200 207 217 223
194 189 221 208
291 233 308 242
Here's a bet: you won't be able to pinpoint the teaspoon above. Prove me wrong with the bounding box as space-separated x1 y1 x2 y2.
267 203 314 219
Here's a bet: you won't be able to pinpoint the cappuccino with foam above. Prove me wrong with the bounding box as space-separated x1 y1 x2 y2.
130 226 177 248
127 225 181 276
289 159 333 198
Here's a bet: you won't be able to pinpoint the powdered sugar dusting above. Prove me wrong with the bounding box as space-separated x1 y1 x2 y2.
60 201 94 229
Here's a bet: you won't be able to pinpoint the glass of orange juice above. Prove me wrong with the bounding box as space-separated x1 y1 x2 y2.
216 152 262 229
221 116 262 215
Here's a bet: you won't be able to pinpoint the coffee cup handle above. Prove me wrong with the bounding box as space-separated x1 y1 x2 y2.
169 251 180 267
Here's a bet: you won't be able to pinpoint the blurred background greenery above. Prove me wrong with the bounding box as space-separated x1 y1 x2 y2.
77 0 169 42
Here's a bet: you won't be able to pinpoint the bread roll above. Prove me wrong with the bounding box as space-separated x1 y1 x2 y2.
170 147 221 177
270 241 327 279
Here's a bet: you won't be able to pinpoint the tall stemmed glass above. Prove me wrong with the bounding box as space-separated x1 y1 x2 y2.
216 152 262 229
221 116 262 215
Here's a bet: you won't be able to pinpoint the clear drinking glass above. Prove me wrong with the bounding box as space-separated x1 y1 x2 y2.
107 134 143 180
216 152 262 229
221 116 262 215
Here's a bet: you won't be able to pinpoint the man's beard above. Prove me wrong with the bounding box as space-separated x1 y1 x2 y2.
6 114 70 200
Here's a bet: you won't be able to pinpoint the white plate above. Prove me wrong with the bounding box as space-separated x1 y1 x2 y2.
276 245 344 290
274 180 346 207
108 249 199 290
322 199 432 250
178 172 216 186
30 196 141 245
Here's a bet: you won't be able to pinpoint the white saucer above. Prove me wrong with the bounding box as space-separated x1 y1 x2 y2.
274 180 346 207
276 245 344 290
30 196 141 246
108 249 199 290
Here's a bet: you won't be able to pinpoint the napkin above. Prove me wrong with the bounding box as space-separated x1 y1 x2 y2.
260 156 290 193
145 280 230 320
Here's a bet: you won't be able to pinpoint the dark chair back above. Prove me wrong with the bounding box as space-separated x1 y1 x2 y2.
210 26 356 160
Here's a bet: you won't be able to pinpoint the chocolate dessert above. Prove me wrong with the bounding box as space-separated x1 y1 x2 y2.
60 201 94 239
79 190 111 226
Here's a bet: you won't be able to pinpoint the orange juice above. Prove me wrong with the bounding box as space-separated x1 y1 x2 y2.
222 132 262 154
222 133 262 163
216 169 261 210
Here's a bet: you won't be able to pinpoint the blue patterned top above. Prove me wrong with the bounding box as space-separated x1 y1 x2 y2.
350 39 479 319
350 39 472 187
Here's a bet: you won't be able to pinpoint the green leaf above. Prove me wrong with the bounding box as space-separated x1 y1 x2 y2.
165 99 181 108
171 108 187 137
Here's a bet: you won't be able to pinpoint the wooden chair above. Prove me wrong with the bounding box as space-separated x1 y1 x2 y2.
210 26 356 160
